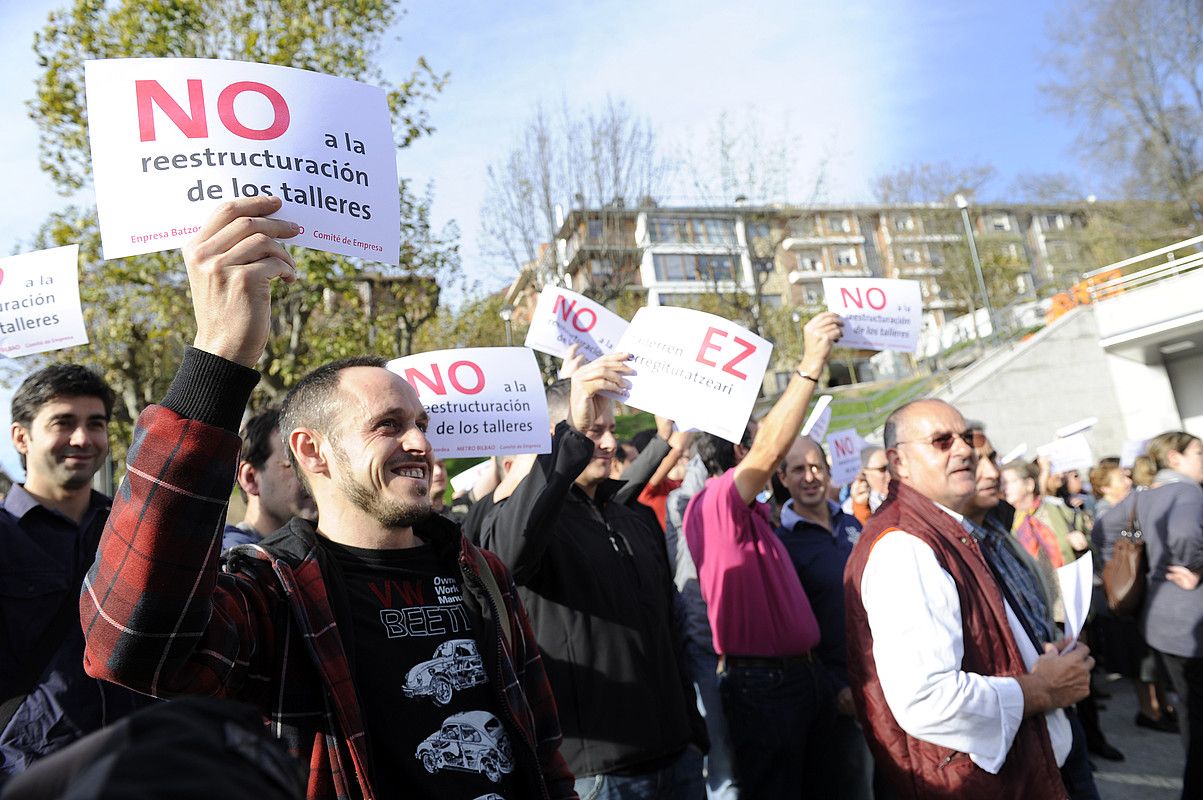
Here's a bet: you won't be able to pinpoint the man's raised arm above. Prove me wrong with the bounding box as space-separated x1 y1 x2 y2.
81 197 299 699
732 312 843 504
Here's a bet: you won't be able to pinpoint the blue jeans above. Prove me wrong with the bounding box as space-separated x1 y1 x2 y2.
574 747 705 800
686 642 738 800
717 658 835 800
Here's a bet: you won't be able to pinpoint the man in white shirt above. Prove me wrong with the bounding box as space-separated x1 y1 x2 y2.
843 399 1093 799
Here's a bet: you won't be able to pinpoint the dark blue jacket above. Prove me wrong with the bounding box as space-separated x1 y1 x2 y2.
0 485 146 773
775 500 862 689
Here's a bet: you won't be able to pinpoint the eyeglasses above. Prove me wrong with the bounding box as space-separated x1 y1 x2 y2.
863 465 890 474
895 430 985 452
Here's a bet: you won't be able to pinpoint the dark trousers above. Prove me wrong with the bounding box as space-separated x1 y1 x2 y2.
1158 652 1203 800
717 657 835 800
1060 707 1102 800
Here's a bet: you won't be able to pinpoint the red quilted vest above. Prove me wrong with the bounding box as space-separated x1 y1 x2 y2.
843 482 1067 799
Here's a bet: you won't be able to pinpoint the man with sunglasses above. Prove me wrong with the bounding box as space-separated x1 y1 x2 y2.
844 399 1095 799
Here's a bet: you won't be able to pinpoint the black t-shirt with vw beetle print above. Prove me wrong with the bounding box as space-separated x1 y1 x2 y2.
323 539 518 800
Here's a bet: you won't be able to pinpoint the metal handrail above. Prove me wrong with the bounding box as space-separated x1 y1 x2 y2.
1081 232 1203 279
1089 250 1203 302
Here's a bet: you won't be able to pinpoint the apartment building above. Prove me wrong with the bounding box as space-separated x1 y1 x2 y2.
554 201 1101 329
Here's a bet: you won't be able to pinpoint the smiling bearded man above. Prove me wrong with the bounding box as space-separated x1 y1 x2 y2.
79 196 575 800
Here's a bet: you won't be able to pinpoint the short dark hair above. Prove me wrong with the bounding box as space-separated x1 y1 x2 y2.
237 407 282 502
279 356 387 489
631 428 656 453
695 425 755 478
12 363 115 428
545 379 572 426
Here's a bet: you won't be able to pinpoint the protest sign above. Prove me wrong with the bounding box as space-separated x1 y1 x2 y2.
388 347 549 458
1055 416 1098 438
0 246 88 358
999 443 1028 465
827 428 864 486
611 306 772 443
524 286 628 362
1120 438 1149 469
0 356 29 481
801 395 833 441
450 459 493 496
1039 433 1093 475
85 58 400 263
822 278 922 352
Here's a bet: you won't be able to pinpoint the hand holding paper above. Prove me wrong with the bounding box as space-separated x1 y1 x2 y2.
569 352 632 434
184 196 300 367
1056 553 1094 651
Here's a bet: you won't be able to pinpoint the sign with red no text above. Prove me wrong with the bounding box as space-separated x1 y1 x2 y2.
610 306 772 443
822 277 922 352
387 347 550 458
826 428 864 486
85 58 400 263
524 286 628 362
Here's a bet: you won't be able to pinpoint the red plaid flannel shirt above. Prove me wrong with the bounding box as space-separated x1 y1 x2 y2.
80 404 575 800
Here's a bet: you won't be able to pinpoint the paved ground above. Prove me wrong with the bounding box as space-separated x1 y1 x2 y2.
1093 674 1184 799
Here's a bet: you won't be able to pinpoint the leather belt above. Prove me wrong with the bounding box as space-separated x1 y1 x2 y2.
717 652 814 673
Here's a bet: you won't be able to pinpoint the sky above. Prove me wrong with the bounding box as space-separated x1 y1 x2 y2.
0 0 1099 293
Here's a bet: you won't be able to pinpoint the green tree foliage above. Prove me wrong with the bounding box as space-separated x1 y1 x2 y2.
26 0 454 466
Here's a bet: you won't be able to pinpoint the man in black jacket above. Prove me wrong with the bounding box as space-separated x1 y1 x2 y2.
481 353 706 799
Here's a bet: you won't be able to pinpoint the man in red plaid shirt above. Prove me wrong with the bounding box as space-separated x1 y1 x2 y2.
80 196 576 800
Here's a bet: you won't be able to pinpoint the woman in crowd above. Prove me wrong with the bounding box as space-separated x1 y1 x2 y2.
1097 431 1203 799
1090 458 1132 521
1003 459 1091 569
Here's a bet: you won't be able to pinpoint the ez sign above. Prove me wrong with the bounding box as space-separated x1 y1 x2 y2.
696 327 757 380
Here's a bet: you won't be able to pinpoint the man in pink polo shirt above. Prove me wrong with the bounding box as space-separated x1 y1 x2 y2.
683 310 843 800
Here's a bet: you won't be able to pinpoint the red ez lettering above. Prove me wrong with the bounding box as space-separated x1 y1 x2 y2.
402 361 486 396
135 79 291 142
695 327 757 380
552 295 597 332
838 286 887 310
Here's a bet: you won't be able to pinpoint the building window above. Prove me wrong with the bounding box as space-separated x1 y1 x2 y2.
989 213 1011 232
790 216 818 237
804 287 822 304
900 247 922 264
795 251 823 272
746 221 772 241
835 247 858 267
587 219 603 241
1043 213 1065 231
929 246 946 267
1047 242 1076 262
648 217 737 244
753 257 775 275
827 215 852 234
894 214 915 231
652 253 741 282
761 294 783 308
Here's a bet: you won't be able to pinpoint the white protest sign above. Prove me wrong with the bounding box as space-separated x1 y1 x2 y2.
0 356 30 481
85 58 399 263
822 278 922 352
450 459 493 495
1041 432 1094 474
388 347 550 458
1120 439 1149 469
1056 417 1098 438
611 306 772 443
1057 553 1094 652
999 443 1028 465
0 246 88 358
524 286 628 362
801 395 833 441
827 428 864 486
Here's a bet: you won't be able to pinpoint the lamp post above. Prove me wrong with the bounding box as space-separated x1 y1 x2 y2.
499 304 514 346
954 193 998 348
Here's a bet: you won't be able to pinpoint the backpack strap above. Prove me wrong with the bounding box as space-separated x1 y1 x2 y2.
471 548 513 652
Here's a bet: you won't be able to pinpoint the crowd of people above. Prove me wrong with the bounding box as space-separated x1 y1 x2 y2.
0 195 1200 800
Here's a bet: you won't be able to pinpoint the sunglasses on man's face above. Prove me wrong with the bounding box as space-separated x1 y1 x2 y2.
896 430 987 452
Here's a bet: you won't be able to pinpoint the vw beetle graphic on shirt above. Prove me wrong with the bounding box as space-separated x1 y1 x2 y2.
415 711 515 783
402 638 487 705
